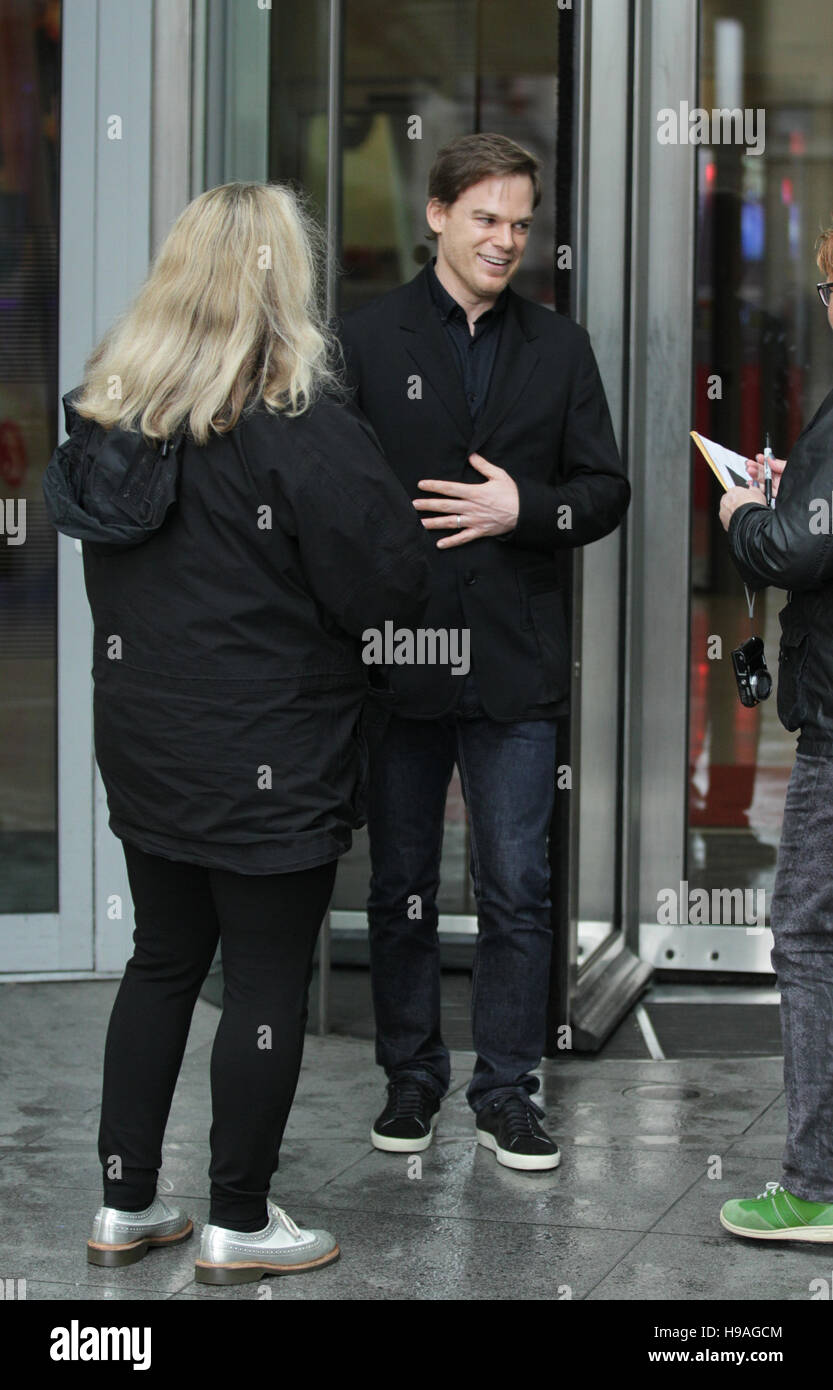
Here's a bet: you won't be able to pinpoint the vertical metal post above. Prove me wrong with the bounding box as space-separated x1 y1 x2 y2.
324 0 344 321
317 0 345 1032
317 901 332 1036
625 0 698 934
151 0 193 254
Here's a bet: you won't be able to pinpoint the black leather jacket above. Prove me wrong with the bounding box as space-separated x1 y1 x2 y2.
728 385 833 751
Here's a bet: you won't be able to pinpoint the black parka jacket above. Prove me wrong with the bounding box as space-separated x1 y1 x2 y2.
43 391 431 873
728 385 833 752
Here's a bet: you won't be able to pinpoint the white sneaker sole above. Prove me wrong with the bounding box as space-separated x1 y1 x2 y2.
719 1211 833 1242
371 1110 439 1152
476 1129 561 1171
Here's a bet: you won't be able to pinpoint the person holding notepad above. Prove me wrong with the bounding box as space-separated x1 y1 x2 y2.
713 226 833 1244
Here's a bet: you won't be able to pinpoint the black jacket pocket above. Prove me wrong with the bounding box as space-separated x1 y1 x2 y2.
517 563 560 630
777 604 811 732
528 589 570 703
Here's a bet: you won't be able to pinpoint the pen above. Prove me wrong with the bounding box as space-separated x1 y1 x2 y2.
763 433 774 508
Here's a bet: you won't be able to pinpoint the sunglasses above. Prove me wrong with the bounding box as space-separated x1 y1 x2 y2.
818 281 833 307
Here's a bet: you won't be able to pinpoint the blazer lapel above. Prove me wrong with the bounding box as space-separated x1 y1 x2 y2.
399 268 473 447
468 293 541 455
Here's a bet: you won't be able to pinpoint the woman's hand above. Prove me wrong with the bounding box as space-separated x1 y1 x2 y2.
719 485 768 532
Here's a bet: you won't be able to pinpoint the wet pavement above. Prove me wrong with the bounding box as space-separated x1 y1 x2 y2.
0 980 822 1302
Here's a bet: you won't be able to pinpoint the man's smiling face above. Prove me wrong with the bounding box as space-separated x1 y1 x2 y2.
427 174 534 312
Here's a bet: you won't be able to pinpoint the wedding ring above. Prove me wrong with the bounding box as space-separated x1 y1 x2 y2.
457 514 463 528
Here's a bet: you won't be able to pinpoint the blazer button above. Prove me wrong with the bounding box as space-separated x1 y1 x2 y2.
464 571 477 585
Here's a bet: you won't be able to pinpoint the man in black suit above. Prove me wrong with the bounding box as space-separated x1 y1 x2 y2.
340 133 629 1171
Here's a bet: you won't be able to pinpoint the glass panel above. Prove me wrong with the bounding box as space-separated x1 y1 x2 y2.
204 0 272 187
288 0 560 916
339 0 558 312
268 1 330 214
690 0 833 921
0 0 60 912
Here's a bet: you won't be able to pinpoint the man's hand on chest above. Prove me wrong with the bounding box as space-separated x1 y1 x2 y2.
412 452 519 549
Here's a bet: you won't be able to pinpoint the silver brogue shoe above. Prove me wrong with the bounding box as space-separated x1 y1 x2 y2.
87 1195 193 1266
195 1200 340 1285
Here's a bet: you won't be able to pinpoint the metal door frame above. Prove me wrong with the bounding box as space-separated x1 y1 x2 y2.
625 0 774 975
0 0 154 977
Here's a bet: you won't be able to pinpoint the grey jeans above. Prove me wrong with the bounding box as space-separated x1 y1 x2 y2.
770 750 833 1202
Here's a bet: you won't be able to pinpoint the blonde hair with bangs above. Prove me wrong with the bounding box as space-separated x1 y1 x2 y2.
73 181 340 444
817 219 833 281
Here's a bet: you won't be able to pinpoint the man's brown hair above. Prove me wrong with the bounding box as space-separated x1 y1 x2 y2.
426 133 541 239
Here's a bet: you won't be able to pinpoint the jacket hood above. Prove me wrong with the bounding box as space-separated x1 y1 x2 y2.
42 390 184 551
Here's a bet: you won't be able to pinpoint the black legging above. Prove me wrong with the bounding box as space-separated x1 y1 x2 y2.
98 841 337 1231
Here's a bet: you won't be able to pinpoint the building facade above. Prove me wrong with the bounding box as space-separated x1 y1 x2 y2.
2 0 829 1042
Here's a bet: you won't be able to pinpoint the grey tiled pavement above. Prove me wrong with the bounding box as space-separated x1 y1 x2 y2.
0 981 826 1302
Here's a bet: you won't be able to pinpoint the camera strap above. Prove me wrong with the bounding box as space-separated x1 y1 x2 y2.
744 584 757 629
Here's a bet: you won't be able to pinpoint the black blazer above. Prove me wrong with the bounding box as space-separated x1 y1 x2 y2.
339 263 630 720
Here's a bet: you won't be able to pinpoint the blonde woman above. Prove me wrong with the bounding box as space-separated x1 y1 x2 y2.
43 182 430 1285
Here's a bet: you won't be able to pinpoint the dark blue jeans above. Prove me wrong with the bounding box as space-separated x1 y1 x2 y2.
769 750 833 1202
366 673 558 1112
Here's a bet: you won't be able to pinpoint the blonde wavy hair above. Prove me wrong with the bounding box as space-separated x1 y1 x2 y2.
73 181 340 444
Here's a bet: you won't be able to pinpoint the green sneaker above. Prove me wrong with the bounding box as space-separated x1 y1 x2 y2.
720 1180 833 1242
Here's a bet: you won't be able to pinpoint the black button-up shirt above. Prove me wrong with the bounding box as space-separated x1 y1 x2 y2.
427 258 506 422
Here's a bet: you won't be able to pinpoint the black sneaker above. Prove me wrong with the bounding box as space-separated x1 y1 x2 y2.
371 1077 441 1152
475 1093 560 1171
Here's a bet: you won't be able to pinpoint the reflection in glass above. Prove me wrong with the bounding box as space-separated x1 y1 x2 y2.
0 0 60 912
689 1 833 920
268 1 560 917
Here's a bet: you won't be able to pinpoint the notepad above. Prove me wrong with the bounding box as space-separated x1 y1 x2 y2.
690 432 751 491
